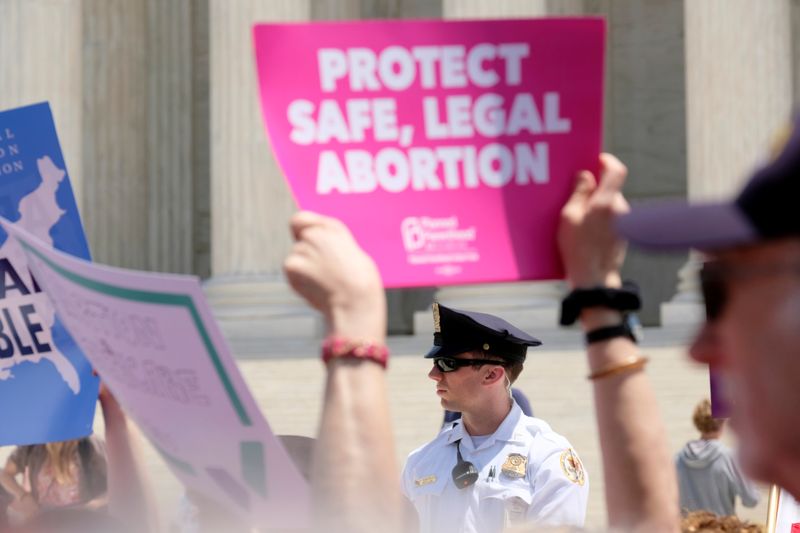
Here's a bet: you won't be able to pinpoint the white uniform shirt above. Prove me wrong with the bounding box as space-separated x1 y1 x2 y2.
402 401 588 533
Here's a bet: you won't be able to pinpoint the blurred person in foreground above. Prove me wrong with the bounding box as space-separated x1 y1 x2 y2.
613 115 800 505
676 399 759 516
284 211 405 533
557 153 680 532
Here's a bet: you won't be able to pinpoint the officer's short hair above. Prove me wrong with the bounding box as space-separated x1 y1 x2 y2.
505 361 524 383
474 350 524 384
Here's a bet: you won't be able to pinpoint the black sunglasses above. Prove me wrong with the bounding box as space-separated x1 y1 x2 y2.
700 261 800 321
432 357 505 373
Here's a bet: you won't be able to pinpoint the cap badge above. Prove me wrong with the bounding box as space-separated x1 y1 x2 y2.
501 453 527 479
559 448 585 486
482 343 490 351
414 474 437 487
432 302 441 333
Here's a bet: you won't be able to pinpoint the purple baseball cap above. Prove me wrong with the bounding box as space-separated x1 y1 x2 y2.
617 116 800 251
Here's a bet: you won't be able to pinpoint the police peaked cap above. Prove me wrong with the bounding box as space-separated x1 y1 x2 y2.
424 303 542 363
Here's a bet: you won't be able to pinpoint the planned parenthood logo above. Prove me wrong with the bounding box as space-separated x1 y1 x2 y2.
400 216 478 277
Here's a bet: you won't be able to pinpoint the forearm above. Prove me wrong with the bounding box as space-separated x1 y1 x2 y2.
313 358 404 533
283 212 406 531
101 396 160 532
0 471 25 499
583 310 679 532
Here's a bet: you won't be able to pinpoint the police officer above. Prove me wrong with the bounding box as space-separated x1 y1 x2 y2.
402 303 588 532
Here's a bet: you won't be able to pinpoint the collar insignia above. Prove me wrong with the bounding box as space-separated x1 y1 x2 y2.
414 474 437 487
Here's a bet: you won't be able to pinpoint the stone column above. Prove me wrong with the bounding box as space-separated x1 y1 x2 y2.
0 1 83 200
443 0 546 18
594 0 689 326
2 1 207 276
204 1 323 347
145 0 196 274
661 0 794 325
191 0 211 279
311 0 359 19
81 0 149 269
80 0 202 275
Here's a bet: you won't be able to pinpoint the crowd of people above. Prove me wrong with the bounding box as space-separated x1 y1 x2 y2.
2 115 799 532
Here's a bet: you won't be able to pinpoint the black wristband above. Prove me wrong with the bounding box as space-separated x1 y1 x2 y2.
586 325 634 344
560 281 641 326
585 314 642 344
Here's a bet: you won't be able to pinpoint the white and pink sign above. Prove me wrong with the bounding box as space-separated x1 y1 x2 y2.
1 221 309 529
253 18 605 287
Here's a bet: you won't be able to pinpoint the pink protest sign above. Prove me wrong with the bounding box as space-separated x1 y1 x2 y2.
253 18 605 287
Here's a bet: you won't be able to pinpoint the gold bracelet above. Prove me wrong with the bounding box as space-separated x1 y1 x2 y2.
587 356 649 381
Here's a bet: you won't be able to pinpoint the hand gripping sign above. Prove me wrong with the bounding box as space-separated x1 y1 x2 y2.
253 18 605 287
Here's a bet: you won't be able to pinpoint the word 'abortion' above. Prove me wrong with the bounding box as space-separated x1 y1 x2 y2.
316 142 549 195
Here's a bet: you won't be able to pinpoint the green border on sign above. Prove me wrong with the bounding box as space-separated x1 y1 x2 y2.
241 441 268 498
19 239 253 426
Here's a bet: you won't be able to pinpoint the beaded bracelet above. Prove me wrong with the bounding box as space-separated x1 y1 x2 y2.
321 336 389 369
587 355 649 381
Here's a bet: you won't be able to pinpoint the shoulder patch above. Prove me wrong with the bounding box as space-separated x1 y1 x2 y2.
559 448 585 486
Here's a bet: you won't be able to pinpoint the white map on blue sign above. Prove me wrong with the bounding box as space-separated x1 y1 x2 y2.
0 102 96 445
0 156 80 392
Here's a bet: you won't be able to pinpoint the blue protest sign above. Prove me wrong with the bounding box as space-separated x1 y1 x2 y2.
0 102 97 445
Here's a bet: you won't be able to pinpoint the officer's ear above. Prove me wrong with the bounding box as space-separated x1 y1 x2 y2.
482 364 506 386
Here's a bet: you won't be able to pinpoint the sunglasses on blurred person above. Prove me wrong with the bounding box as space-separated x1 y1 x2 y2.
700 260 800 321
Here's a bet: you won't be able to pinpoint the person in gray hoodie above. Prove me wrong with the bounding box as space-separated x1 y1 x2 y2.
675 399 760 516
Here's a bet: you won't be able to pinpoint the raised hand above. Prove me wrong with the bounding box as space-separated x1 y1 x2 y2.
284 211 386 342
558 153 630 289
